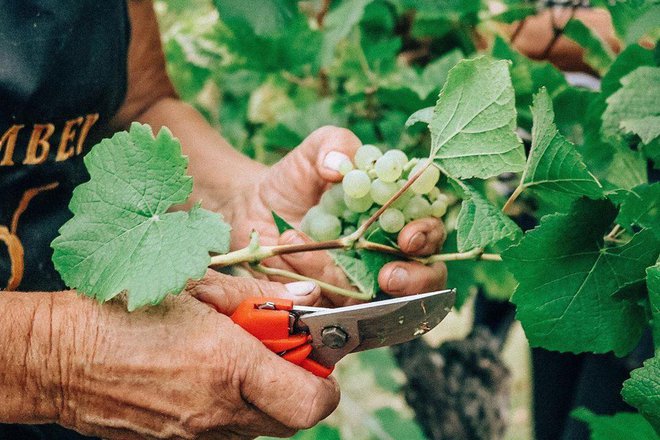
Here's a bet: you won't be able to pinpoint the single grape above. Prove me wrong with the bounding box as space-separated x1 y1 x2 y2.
391 179 414 209
379 208 405 233
430 199 448 218
300 205 325 235
342 208 360 224
427 186 441 202
436 193 450 205
343 225 357 236
343 169 371 198
370 178 398 205
320 184 346 216
309 213 342 241
354 144 382 170
338 159 354 176
374 154 402 182
403 195 431 221
344 192 373 213
409 162 440 195
384 149 408 168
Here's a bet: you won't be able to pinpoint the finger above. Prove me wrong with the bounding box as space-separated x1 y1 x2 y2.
188 270 321 314
216 406 298 439
241 347 341 430
308 125 362 182
277 230 358 306
397 217 446 256
378 261 447 296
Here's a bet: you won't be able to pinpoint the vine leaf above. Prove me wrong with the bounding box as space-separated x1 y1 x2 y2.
601 44 655 98
563 19 615 76
456 185 521 252
571 407 658 439
331 252 377 298
51 123 231 311
271 210 295 234
602 66 660 145
621 352 660 435
504 199 658 356
611 183 660 239
429 56 525 179
649 262 660 347
358 229 398 287
213 0 296 37
520 88 603 200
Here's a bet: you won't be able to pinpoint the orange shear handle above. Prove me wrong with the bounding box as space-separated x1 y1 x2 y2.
230 297 334 378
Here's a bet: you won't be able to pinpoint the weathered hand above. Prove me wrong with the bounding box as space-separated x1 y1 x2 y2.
225 126 447 306
49 271 338 440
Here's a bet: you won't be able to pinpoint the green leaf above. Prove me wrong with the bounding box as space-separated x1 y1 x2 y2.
597 0 660 45
621 352 660 435
214 0 297 37
443 230 478 309
602 66 660 144
648 263 660 347
320 0 373 66
331 252 377 297
271 211 294 234
374 407 427 440
572 407 658 439
504 199 658 356
429 56 526 179
520 88 603 200
405 106 433 127
358 228 398 287
563 19 615 76
605 143 649 190
456 184 522 252
491 4 537 23
601 44 656 98
51 124 231 311
613 183 660 238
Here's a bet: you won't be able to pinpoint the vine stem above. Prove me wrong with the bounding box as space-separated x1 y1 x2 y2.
253 264 373 301
502 184 524 214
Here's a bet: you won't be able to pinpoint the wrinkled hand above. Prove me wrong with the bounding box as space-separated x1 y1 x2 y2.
52 271 338 440
225 126 447 306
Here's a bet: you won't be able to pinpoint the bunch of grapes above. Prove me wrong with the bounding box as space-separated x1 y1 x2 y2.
301 144 450 242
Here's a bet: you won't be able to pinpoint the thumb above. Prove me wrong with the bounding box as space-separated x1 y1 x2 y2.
187 270 321 315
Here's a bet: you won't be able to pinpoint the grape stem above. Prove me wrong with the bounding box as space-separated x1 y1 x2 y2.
252 264 373 300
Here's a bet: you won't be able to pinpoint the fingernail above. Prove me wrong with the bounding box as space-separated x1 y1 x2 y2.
286 281 317 296
323 151 350 172
387 267 408 292
408 232 427 253
284 230 305 245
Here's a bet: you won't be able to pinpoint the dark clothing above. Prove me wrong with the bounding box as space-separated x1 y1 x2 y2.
0 0 129 438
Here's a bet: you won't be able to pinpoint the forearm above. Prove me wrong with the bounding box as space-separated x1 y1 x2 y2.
0 291 85 424
136 98 266 217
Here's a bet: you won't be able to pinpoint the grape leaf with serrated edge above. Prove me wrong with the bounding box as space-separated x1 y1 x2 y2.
621 352 660 435
331 252 377 298
648 262 660 347
571 407 658 439
602 66 660 144
51 123 231 311
504 198 658 356
521 88 603 200
563 19 615 76
611 183 660 239
456 185 522 252
601 44 655 98
429 56 526 179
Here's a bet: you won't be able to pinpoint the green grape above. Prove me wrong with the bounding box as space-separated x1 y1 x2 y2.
343 225 357 236
300 206 325 235
354 144 382 170
342 208 360 224
409 162 440 195
403 195 431 221
309 213 342 241
430 199 448 218
343 170 371 198
379 208 405 233
384 149 408 168
345 192 373 213
427 186 441 202
338 159 354 176
370 178 398 205
374 154 402 182
320 184 346 216
391 179 414 209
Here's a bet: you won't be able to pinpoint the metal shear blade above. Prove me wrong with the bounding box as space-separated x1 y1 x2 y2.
293 289 456 366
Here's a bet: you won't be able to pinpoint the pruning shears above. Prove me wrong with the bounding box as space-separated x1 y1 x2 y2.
231 289 456 377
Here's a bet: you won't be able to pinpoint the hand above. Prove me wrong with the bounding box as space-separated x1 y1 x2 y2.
224 126 447 306
49 271 338 439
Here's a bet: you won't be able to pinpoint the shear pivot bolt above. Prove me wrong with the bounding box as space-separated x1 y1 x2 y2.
321 326 348 349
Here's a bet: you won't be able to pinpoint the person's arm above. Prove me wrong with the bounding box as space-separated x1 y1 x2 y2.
0 272 339 439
